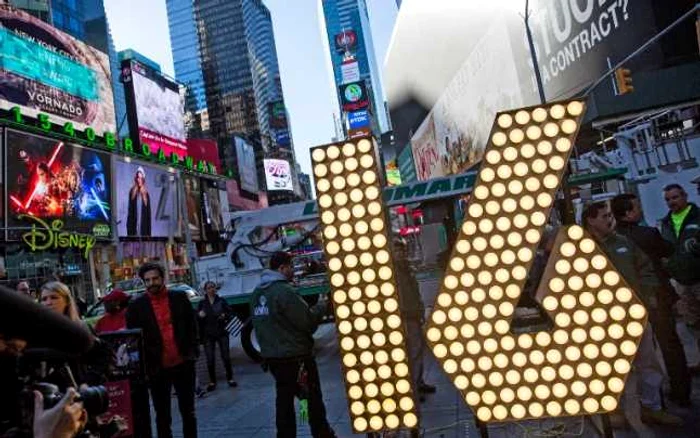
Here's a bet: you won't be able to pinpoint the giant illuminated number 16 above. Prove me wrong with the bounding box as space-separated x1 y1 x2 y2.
425 100 647 423
312 100 647 433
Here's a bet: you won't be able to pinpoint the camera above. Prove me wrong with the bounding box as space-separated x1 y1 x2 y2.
31 382 109 418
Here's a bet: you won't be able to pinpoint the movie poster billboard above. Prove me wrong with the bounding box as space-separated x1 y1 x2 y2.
115 160 177 238
0 6 116 135
201 179 224 240
182 174 202 241
129 61 187 160
6 130 112 235
234 137 258 193
263 159 293 192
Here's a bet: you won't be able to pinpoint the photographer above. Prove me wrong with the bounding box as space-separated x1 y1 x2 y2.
0 336 85 438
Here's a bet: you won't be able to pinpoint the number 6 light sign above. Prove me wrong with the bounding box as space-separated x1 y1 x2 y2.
425 100 647 423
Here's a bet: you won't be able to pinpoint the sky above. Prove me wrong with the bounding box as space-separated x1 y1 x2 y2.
104 0 398 177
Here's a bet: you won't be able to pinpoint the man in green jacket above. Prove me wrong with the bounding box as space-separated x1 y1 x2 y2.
659 184 700 338
583 202 682 427
250 251 336 438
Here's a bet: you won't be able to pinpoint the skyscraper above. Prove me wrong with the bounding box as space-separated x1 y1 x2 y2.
321 0 389 134
165 0 207 113
192 0 299 204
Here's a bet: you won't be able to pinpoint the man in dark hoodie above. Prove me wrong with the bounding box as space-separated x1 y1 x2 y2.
611 193 691 405
250 252 335 438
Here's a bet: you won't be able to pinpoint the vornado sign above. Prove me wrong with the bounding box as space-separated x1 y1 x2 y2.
313 101 647 431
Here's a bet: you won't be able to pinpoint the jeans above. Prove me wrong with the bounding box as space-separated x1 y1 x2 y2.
268 356 334 438
648 298 690 400
149 361 197 438
404 316 425 389
635 326 665 410
203 334 233 383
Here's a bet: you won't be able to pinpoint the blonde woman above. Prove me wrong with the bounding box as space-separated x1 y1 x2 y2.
39 281 112 389
40 281 81 322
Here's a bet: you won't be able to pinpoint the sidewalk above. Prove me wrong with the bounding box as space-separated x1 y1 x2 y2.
160 322 700 437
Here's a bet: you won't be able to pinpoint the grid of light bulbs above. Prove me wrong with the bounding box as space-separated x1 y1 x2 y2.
311 138 418 433
424 101 648 423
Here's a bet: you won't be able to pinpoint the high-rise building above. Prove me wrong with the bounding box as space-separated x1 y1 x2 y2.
321 0 389 134
192 0 299 204
165 0 207 113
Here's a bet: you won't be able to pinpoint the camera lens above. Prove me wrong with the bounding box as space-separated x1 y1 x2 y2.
79 385 109 416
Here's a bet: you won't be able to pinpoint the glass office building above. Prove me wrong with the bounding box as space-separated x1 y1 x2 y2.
166 0 207 113
321 0 389 133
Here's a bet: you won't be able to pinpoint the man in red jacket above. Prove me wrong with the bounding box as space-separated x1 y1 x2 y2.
95 289 130 334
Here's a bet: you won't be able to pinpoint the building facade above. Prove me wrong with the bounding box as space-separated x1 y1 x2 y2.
192 0 299 204
321 0 389 134
165 0 207 113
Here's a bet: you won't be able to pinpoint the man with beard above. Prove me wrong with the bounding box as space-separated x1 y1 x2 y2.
126 263 199 438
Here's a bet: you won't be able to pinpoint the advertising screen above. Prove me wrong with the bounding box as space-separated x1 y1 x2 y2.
335 29 357 52
348 110 370 130
182 174 202 241
115 160 177 238
6 130 112 234
186 138 221 173
341 60 360 84
269 101 288 129
340 81 369 112
235 137 259 193
201 179 224 239
130 62 187 159
0 6 116 135
263 159 293 192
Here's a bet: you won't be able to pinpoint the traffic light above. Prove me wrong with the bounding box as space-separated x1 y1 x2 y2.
614 68 634 95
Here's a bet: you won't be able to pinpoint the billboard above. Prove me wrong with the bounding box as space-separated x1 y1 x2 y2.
348 127 371 139
263 159 293 192
335 29 357 52
0 6 116 135
269 101 288 129
129 61 187 160
201 179 224 239
226 179 268 211
6 130 112 235
182 174 202 241
186 138 220 173
115 160 177 238
274 130 291 147
348 109 370 130
234 137 259 193
340 81 369 112
341 60 360 84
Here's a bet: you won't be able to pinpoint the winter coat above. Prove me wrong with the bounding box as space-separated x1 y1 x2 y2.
197 295 232 338
660 203 700 285
249 270 325 359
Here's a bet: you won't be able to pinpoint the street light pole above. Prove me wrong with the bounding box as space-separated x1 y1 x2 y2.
524 0 546 104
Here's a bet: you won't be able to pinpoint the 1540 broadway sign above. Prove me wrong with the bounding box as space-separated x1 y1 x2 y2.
20 215 96 259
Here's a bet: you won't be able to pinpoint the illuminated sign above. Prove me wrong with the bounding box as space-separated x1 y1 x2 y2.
0 106 220 176
311 138 418 433
348 110 370 130
424 100 647 422
341 60 360 84
20 215 96 259
340 81 369 112
335 29 357 52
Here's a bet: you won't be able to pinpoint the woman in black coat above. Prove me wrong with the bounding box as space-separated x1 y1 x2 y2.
197 281 236 390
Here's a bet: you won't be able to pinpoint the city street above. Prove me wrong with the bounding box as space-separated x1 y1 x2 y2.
168 271 700 438
169 322 700 437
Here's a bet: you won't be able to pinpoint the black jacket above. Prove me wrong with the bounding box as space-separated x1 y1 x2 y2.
126 189 151 236
197 295 232 338
126 290 198 377
616 220 678 304
660 203 700 285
